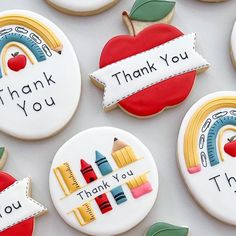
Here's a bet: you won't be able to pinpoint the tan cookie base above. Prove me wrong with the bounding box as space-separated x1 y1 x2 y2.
46 0 119 16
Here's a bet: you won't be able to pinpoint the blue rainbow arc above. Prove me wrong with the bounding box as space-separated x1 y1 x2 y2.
0 33 47 78
207 116 236 166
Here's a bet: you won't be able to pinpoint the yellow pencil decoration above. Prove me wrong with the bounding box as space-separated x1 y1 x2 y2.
112 138 152 198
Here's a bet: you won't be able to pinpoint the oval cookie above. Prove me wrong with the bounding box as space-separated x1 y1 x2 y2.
0 10 81 140
46 0 119 16
178 91 236 225
49 127 159 235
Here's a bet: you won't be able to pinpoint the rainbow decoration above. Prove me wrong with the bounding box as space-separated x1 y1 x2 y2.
0 13 63 78
183 96 236 174
207 116 236 166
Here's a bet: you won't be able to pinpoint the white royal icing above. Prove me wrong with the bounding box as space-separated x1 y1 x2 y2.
0 10 81 140
0 177 47 232
90 33 209 109
231 22 236 65
178 91 236 225
47 0 118 13
49 127 159 236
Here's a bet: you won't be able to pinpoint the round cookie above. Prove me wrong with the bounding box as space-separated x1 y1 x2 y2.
49 127 159 236
46 0 119 16
145 222 189 236
0 10 81 140
0 172 47 235
178 91 236 225
90 0 210 118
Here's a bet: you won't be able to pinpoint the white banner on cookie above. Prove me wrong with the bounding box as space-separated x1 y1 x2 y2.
60 158 149 212
0 177 47 232
90 33 210 109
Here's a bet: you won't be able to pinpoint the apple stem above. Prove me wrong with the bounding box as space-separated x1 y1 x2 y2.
122 11 136 36
11 52 19 57
229 135 236 142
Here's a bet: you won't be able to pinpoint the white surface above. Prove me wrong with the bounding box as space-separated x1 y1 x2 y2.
0 0 236 235
49 127 158 235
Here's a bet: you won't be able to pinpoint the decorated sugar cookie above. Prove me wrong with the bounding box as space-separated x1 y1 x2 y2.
49 127 158 235
0 147 7 169
145 222 189 236
178 91 236 225
0 158 47 235
46 0 119 16
90 0 210 118
0 10 81 140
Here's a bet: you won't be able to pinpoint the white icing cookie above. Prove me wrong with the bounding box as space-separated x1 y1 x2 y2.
0 10 81 140
49 127 159 235
178 91 236 225
46 0 119 16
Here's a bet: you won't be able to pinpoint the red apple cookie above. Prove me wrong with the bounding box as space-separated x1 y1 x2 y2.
0 155 47 236
90 0 210 118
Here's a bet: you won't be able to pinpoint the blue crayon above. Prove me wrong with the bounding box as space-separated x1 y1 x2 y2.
95 150 127 205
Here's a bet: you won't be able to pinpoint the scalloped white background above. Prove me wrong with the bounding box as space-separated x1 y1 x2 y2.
0 0 236 235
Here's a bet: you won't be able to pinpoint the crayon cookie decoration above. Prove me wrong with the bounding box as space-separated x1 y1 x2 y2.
49 127 158 235
0 158 47 236
0 10 81 140
90 0 209 118
178 91 236 225
46 0 119 16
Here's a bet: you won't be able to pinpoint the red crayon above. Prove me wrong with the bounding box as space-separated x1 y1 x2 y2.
80 159 112 214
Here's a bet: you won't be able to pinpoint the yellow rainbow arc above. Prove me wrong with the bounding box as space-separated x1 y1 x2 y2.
1 42 35 76
0 14 63 52
184 96 236 173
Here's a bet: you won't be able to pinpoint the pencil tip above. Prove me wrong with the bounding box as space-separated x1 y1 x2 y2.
114 137 118 142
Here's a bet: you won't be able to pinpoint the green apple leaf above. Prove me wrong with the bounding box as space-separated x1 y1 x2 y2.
130 0 175 22
146 222 189 236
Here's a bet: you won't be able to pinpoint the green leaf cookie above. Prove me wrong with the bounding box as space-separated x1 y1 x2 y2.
146 222 189 236
0 147 7 169
130 0 175 22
